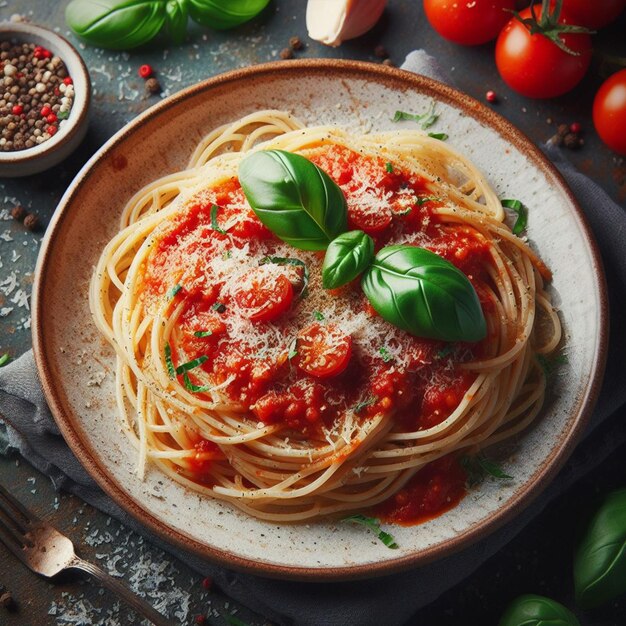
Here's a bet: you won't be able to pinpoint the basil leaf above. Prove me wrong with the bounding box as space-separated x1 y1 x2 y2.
498 594 580 626
461 454 513 487
239 150 347 251
501 198 528 235
353 395 376 414
165 0 188 44
322 230 374 290
393 102 439 129
188 0 270 30
574 489 626 609
164 343 176 379
65 0 167 50
194 330 213 337
175 355 208 375
428 132 448 141
362 245 487 342
0 353 10 367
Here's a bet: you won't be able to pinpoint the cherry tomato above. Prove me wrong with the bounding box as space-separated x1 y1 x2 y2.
563 0 626 29
495 6 592 98
424 0 515 45
349 201 392 234
593 69 626 155
296 323 352 378
233 268 294 322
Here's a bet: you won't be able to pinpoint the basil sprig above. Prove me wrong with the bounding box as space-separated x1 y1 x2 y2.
65 0 270 49
239 150 347 251
342 514 398 549
322 230 374 290
574 489 626 609
238 150 486 343
362 246 487 342
498 594 580 626
188 0 269 30
66 0 167 49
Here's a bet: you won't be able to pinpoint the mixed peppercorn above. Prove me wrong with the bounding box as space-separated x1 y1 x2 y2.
0 40 74 152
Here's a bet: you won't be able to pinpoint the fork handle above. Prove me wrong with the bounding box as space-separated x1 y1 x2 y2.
69 556 171 626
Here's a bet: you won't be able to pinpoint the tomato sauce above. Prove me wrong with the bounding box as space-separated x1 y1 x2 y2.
375 455 467 525
140 144 492 518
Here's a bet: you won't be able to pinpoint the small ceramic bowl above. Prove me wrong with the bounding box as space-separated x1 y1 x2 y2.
0 21 90 177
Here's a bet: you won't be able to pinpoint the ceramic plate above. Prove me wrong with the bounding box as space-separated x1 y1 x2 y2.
33 60 608 581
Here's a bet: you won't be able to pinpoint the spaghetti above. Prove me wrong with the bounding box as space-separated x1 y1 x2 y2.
90 110 561 522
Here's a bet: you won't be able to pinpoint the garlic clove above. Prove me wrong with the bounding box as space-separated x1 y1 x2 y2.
306 0 387 48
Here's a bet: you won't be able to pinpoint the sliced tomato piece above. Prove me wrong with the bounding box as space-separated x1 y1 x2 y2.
349 203 393 234
296 323 352 378
233 267 294 322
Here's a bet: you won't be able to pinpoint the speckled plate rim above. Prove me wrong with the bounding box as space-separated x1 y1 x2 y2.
32 59 609 581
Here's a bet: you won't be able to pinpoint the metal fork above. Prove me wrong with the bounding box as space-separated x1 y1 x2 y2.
0 483 170 625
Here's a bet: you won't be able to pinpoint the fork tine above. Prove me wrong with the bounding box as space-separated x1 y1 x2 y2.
0 514 30 566
0 483 39 524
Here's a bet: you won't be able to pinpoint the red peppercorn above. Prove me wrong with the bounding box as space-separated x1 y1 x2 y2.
40 105 51 117
11 105 23 115
138 64 153 79
486 90 497 103
43 48 52 58
194 616 206 625
569 122 581 134
63 76 73 85
201 576 213 590
46 113 57 124
47 125 57 136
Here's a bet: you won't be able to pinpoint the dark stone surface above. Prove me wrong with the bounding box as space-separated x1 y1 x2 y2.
0 1 624 624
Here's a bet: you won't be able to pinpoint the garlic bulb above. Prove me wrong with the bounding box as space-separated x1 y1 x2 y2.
306 0 387 47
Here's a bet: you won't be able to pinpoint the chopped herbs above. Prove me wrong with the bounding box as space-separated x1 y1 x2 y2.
164 343 210 390
501 198 528 235
287 338 298 361
415 195 440 206
379 346 394 363
175 355 208 375
461 454 513 487
342 514 398 549
222 249 232 260
182 373 211 393
0 353 10 367
212 302 226 313
167 284 182 299
260 256 309 298
385 161 394 173
164 343 176 379
353 395 376 414
393 102 439 129
537 352 568 379
313 310 325 321
436 344 456 359
210 204 227 234
224 614 250 626
428 132 449 141
194 330 213 337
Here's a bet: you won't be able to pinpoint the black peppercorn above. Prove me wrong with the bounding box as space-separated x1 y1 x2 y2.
289 36 303 50
563 132 579 149
11 204 26 221
145 77 161 95
23 212 40 231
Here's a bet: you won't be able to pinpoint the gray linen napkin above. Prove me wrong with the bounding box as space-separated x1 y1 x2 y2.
1 51 626 626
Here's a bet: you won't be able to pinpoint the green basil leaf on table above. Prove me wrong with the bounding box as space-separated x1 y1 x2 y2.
188 0 270 30
501 198 528 235
65 0 167 50
498 594 580 626
165 0 189 44
574 489 626 609
238 150 347 251
322 230 374 289
361 245 487 342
